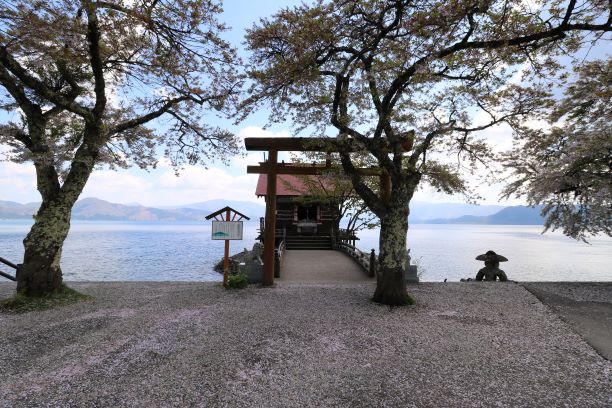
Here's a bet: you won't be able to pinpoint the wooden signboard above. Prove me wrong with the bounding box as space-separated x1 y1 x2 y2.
211 221 243 240
205 207 250 286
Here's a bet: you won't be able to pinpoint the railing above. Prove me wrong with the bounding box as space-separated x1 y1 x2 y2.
336 228 360 246
0 256 18 281
274 240 286 278
335 242 376 277
258 217 286 243
334 244 419 283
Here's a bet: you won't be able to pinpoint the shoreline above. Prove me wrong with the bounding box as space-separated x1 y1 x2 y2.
1 281 610 407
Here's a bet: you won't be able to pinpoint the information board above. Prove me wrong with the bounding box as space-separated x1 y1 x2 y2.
211 221 243 240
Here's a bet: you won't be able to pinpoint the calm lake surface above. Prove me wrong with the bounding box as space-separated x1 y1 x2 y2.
0 220 610 282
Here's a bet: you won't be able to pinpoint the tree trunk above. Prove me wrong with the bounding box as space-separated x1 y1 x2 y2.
17 124 100 296
371 178 417 306
372 207 410 305
18 198 72 295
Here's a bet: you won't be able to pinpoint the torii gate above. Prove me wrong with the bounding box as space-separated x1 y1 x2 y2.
245 137 392 286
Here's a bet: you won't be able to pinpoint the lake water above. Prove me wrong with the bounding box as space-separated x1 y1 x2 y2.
0 220 610 282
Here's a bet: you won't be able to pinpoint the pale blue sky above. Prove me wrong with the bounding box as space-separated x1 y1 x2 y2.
1 1 607 207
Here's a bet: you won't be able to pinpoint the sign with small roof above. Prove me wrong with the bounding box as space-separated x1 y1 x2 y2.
205 207 250 286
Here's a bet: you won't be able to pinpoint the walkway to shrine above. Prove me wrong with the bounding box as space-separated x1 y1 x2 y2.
278 250 373 283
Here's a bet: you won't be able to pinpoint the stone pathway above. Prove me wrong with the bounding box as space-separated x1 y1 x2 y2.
278 249 372 283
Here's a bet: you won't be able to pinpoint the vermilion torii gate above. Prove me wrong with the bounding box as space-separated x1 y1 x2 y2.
245 137 392 286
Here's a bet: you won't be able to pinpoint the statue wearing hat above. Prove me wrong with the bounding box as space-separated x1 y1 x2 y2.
475 250 508 282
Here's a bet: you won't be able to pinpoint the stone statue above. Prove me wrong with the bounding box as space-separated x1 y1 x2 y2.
475 250 508 282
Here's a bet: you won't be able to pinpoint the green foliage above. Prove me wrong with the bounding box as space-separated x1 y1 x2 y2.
223 261 250 289
502 60 612 241
224 271 249 289
0 285 92 313
287 152 380 234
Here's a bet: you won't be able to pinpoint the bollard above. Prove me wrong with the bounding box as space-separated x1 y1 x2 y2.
369 249 376 277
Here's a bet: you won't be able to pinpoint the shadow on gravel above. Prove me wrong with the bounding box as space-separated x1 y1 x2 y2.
522 283 612 361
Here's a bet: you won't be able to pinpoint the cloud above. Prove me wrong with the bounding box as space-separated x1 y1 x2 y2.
0 122 525 207
157 166 260 205
234 126 292 167
0 161 38 203
80 170 155 203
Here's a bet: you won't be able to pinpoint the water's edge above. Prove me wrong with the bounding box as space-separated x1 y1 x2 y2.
1 220 610 282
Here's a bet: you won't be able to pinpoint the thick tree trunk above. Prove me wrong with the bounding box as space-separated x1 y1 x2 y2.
372 205 410 305
18 180 93 295
371 177 418 306
17 124 100 296
18 199 72 295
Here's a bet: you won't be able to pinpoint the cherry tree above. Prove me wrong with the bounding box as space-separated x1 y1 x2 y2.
243 0 611 304
503 59 611 241
0 0 240 296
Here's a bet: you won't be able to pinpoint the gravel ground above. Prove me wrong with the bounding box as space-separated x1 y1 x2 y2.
0 281 610 408
522 282 612 361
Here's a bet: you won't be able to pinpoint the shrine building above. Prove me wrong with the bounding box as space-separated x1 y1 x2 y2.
255 173 358 249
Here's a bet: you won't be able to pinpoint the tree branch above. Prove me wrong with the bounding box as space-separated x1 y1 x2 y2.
0 45 92 119
84 2 106 118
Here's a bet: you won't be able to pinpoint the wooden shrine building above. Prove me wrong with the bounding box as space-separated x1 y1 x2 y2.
255 173 356 250
256 173 336 236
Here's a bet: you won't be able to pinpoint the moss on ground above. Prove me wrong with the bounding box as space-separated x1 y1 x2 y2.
0 285 92 313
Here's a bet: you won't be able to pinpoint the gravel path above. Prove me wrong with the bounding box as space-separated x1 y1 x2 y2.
1 281 610 407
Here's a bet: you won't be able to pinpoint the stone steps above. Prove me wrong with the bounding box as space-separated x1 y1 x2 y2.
285 236 332 250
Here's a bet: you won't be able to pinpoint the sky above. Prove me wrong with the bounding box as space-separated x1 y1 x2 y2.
0 0 589 207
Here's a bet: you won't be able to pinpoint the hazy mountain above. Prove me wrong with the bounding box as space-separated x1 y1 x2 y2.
424 205 545 225
0 201 39 219
2 198 542 224
72 198 201 221
0 198 265 221
409 201 507 223
171 199 266 219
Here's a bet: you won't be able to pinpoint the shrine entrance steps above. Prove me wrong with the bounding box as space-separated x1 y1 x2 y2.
278 250 373 283
285 236 332 250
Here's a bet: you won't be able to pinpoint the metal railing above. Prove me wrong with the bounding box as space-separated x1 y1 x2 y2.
0 256 17 281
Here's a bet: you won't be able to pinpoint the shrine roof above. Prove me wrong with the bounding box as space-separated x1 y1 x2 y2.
256 174 325 197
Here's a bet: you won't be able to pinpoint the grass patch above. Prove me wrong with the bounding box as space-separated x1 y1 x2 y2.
0 285 93 313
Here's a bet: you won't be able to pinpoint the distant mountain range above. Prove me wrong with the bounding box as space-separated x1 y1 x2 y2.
0 198 266 221
422 205 545 225
408 201 505 223
0 200 40 219
0 198 544 225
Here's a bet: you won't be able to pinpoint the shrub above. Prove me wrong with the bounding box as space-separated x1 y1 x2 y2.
224 270 248 289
